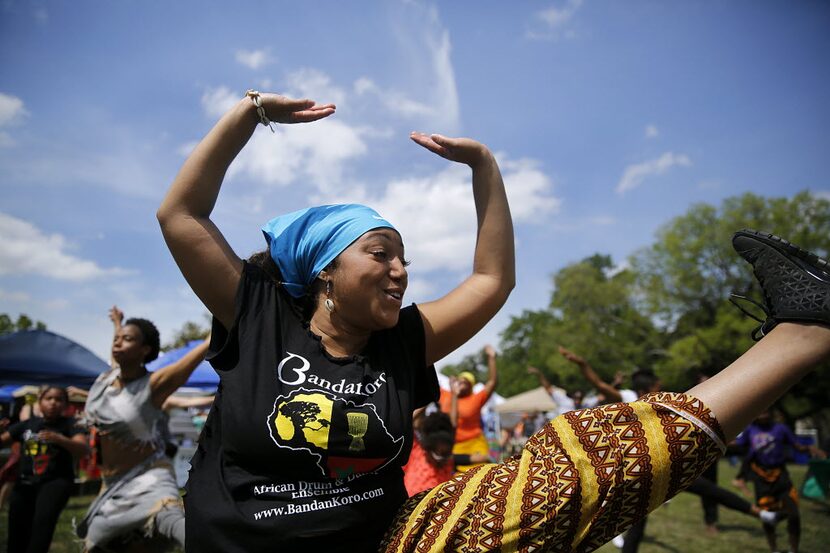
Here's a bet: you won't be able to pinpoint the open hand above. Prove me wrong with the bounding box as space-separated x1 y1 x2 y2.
410 132 491 168
558 346 585 365
109 305 124 326
260 94 336 124
484 344 496 358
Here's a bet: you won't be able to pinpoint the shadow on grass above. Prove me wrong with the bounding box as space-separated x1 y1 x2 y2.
713 523 762 536
640 536 681 552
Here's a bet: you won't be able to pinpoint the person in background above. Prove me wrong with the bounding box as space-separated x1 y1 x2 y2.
734 409 826 553
76 307 210 552
438 345 499 471
1 386 89 553
527 365 601 416
157 86 830 552
404 380 490 496
559 346 661 404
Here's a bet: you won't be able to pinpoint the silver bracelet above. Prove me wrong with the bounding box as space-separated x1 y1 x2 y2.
245 90 275 132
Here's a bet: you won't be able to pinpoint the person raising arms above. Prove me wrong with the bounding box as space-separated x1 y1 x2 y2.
157 91 513 551
438 345 499 471
76 307 210 552
159 89 830 552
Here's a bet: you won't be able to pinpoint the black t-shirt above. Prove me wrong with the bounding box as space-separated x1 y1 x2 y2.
7 416 83 484
184 262 439 552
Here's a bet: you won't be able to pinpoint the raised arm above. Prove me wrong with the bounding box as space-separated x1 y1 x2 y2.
482 345 499 400
526 366 554 395
449 377 461 428
157 93 335 329
149 338 211 408
109 305 123 368
411 134 515 365
558 345 623 403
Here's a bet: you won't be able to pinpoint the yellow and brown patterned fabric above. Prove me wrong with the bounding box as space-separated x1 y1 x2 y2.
381 392 726 553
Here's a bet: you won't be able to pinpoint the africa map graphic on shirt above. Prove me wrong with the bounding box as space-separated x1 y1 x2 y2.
267 388 404 478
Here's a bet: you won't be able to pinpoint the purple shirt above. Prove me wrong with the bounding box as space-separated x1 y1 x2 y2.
735 422 798 467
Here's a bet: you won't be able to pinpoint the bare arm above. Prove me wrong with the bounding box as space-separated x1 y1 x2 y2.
412 134 515 365
559 345 622 402
527 366 553 395
162 394 216 411
109 305 123 368
449 377 461 428
150 338 211 408
157 93 336 329
38 431 90 458
482 344 499 400
67 386 89 400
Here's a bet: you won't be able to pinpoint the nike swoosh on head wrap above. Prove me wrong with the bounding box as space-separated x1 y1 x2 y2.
261 204 397 298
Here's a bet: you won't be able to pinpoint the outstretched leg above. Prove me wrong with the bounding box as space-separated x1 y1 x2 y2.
383 231 830 553
689 230 830 440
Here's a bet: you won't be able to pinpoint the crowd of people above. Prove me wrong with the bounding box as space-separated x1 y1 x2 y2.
0 90 829 552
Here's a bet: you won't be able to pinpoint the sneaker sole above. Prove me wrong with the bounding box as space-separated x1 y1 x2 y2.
733 229 830 284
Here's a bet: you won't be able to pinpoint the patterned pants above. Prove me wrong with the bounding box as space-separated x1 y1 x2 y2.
381 392 726 553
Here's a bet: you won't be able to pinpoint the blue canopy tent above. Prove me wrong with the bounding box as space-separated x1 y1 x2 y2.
0 385 16 402
146 340 218 390
0 330 109 387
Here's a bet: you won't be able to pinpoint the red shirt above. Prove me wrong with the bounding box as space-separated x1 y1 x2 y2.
438 388 489 443
403 438 454 496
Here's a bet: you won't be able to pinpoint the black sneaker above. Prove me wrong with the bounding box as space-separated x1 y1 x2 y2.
731 229 830 340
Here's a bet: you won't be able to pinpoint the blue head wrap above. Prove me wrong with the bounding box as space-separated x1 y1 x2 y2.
261 204 397 298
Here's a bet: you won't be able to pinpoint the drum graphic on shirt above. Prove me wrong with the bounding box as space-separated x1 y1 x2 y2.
346 412 368 452
267 388 405 479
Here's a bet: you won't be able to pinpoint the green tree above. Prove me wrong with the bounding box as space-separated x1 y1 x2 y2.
493 254 661 397
632 191 830 422
632 191 830 332
0 313 47 335
162 317 211 351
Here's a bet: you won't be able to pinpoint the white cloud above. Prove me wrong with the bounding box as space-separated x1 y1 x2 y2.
499 156 562 220
645 124 659 138
226 118 368 189
284 68 348 108
201 86 240 120
377 3 460 133
538 0 584 28
0 92 28 145
198 71 367 190
362 155 560 274
0 288 30 302
0 213 129 281
615 152 692 194
354 77 435 119
814 190 830 201
235 48 273 70
0 93 28 126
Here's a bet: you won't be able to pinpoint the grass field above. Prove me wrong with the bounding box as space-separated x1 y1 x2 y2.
2 460 827 552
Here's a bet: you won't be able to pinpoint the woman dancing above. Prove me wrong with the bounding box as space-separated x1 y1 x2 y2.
1 386 88 553
77 308 209 552
158 89 830 552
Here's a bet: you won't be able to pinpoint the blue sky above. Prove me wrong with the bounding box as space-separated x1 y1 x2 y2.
1 0 828 368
